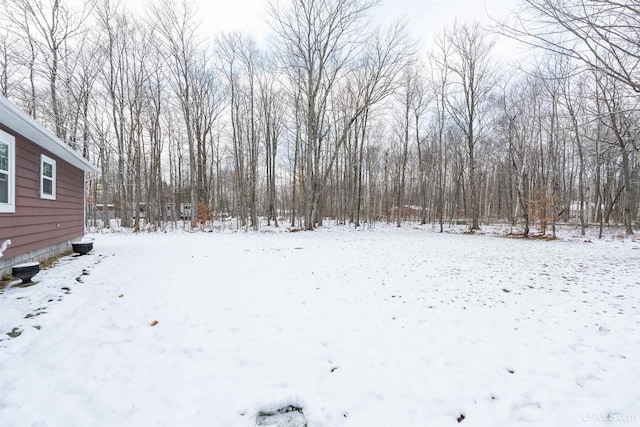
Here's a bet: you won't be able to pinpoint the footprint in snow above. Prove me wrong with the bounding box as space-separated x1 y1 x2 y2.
256 405 307 427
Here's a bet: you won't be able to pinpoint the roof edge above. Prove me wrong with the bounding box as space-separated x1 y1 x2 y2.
0 96 99 174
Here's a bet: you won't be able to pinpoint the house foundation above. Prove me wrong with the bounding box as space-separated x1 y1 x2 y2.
0 241 72 278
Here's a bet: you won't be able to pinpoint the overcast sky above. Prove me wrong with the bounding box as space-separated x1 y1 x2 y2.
188 0 521 48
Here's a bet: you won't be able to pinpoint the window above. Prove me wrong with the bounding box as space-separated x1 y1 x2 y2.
0 129 15 213
40 154 56 200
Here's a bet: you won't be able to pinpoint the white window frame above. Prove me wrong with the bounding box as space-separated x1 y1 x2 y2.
40 154 56 200
0 129 15 213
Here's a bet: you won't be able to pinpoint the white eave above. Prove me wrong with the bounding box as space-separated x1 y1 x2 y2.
0 95 99 174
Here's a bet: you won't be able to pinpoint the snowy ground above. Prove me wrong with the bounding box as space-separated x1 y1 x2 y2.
1 225 639 427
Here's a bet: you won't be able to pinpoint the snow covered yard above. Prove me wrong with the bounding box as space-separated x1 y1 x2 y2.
1 227 639 427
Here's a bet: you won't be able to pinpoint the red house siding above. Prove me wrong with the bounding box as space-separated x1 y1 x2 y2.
0 124 85 261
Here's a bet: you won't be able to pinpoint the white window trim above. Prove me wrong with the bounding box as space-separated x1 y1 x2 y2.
40 154 56 200
0 129 15 213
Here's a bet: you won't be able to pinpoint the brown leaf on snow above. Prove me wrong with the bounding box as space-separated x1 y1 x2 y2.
150 320 159 327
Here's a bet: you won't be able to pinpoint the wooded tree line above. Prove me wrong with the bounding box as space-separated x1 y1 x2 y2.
0 0 638 235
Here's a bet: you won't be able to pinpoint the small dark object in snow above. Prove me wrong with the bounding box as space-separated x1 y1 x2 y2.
75 276 83 283
82 269 90 276
457 414 466 423
256 405 307 427
507 369 515 374
330 366 339 373
7 327 22 338
12 263 40 284
25 311 46 319
72 241 93 255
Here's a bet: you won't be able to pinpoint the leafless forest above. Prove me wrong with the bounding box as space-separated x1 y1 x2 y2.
1 0 638 235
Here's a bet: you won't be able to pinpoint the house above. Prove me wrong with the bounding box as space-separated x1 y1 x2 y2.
0 96 98 277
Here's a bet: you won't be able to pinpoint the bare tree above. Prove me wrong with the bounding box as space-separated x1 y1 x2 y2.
269 0 379 229
2 0 88 138
190 49 223 209
149 0 202 222
428 31 454 232
218 31 262 229
392 67 423 227
0 30 18 97
503 0 640 94
595 73 637 235
93 0 132 227
500 74 542 236
64 32 103 158
143 39 169 228
442 21 496 230
259 57 284 227
559 71 589 235
270 0 413 229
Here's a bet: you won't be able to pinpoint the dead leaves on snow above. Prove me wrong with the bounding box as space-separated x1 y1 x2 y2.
116 293 158 327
